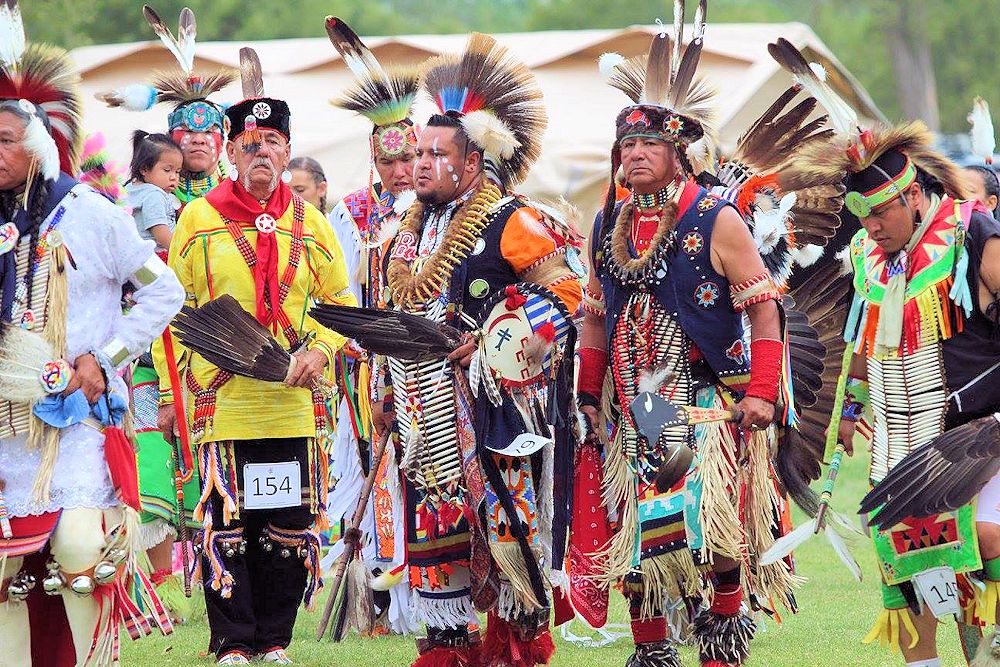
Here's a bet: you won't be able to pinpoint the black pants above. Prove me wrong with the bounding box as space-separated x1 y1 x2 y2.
203 438 315 657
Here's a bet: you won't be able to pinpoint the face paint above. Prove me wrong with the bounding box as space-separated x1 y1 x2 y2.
432 137 442 181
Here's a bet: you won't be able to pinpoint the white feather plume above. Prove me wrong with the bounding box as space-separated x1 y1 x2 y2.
969 96 996 165
637 363 676 395
392 189 416 217
751 192 795 253
96 84 159 111
789 243 824 268
598 52 625 79
760 518 814 565
808 62 827 82
834 244 852 276
0 0 25 68
825 524 863 581
23 112 59 181
461 109 520 160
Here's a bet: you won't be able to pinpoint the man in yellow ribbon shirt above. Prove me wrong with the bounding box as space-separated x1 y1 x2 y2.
153 61 355 665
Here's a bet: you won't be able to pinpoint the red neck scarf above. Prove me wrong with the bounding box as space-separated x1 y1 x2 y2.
206 179 293 326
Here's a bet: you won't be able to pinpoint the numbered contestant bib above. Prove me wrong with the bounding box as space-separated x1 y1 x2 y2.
243 461 301 510
911 566 960 619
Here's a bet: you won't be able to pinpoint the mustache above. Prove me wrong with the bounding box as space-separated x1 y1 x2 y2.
249 157 274 172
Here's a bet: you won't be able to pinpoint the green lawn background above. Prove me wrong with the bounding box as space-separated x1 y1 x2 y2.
121 452 970 666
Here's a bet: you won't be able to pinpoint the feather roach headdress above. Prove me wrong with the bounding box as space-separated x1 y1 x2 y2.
601 1 715 158
0 0 82 179
326 16 420 159
421 32 547 188
95 5 235 134
768 37 967 217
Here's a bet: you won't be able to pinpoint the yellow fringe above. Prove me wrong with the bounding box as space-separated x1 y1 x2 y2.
694 416 743 562
29 244 69 503
490 542 546 612
862 607 919 652
637 550 699 620
975 579 1000 625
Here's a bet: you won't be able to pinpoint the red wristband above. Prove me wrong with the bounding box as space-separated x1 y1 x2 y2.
577 346 608 401
746 338 782 404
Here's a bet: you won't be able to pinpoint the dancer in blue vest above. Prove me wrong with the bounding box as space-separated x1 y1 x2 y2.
577 11 796 667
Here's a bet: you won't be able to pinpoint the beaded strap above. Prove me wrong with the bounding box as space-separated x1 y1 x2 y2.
186 197 316 439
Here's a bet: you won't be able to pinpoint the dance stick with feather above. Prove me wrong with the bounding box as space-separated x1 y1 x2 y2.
315 427 391 641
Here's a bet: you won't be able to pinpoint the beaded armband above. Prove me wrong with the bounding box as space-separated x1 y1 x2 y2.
582 285 606 317
842 376 869 422
730 271 781 312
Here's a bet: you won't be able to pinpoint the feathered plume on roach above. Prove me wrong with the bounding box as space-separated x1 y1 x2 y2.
601 0 716 135
170 295 295 383
325 16 419 128
97 6 236 112
422 32 547 188
0 25 83 176
151 68 237 105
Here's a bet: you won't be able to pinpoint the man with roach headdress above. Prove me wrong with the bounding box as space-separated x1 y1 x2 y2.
377 31 582 667
832 122 1000 667
0 1 184 663
577 4 804 666
97 3 237 620
151 48 355 665
761 37 1000 666
318 17 422 637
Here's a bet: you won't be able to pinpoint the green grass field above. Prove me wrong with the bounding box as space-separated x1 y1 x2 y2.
121 452 972 666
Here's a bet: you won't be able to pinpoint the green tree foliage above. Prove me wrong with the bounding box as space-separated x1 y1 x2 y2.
21 0 1000 132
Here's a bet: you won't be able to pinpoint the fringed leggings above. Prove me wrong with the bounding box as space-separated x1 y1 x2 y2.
198 438 317 659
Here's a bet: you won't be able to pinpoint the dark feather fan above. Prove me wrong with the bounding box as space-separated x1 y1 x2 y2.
309 304 461 362
776 260 853 516
860 414 1000 530
171 295 292 383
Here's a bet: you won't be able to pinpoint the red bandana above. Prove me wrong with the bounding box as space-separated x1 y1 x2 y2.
206 179 293 325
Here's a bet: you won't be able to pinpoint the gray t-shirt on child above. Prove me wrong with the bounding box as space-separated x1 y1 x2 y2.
126 182 180 243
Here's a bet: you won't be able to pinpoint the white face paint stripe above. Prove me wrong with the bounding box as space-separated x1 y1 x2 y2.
432 137 442 181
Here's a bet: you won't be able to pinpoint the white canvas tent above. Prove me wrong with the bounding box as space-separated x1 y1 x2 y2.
70 22 882 218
